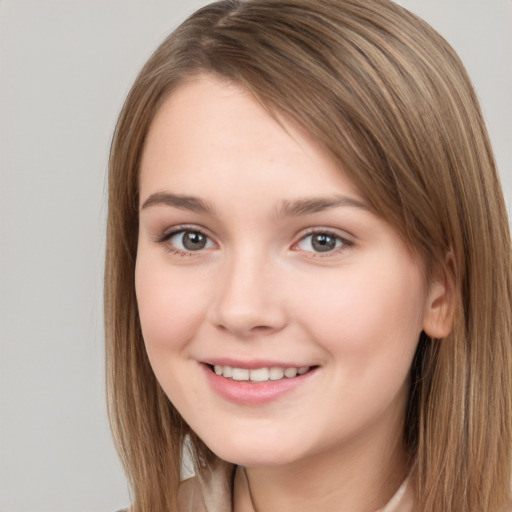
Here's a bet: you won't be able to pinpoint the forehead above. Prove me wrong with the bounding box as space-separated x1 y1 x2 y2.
139 75 363 207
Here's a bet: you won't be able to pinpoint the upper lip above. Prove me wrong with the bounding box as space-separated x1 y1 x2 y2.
202 358 315 369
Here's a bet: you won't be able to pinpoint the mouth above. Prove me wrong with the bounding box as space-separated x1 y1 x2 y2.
205 363 318 382
202 362 319 405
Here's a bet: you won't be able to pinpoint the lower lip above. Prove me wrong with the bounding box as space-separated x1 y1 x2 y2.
201 364 317 405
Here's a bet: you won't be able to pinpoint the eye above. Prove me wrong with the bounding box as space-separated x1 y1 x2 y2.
296 232 347 253
167 229 215 252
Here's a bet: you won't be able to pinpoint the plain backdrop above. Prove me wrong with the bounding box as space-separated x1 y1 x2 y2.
0 1 511 511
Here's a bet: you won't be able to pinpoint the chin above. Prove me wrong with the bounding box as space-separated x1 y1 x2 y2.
203 435 305 469
217 450 298 469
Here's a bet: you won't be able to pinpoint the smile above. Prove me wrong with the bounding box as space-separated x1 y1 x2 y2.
203 362 319 405
212 365 310 382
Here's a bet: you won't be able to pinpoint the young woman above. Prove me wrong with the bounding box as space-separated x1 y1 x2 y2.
105 1 512 511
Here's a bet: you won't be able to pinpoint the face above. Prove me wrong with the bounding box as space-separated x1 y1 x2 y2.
136 75 442 469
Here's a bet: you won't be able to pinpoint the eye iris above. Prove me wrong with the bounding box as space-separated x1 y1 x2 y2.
311 233 337 252
182 231 207 250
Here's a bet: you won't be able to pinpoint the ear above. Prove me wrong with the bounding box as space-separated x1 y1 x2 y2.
422 252 456 339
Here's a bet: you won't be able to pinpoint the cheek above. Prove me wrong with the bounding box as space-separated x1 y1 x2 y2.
291 262 426 374
134 255 209 354
288 267 425 438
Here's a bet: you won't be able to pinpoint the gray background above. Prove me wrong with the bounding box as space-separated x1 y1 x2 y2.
0 1 510 511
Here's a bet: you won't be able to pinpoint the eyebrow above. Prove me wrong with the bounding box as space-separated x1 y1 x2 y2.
276 195 369 218
140 191 368 217
140 192 214 213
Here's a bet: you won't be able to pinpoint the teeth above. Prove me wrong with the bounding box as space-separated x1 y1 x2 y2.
250 367 270 382
284 367 297 378
212 365 311 382
232 368 250 381
269 367 284 380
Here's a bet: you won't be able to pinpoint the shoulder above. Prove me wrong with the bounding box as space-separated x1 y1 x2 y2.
177 475 208 512
113 480 206 512
114 462 234 512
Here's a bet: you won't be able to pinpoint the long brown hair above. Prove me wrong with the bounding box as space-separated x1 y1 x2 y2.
105 1 512 510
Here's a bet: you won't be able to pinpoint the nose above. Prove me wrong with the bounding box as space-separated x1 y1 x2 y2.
209 250 288 338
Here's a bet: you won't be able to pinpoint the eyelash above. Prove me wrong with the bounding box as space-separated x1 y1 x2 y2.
294 229 353 256
155 226 353 257
155 225 214 257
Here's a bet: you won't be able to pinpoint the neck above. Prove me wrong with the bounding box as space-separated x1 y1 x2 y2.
233 416 409 512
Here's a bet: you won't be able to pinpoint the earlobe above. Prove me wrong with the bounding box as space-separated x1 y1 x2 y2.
422 254 456 339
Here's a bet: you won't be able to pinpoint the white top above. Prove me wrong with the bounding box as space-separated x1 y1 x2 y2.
177 459 414 512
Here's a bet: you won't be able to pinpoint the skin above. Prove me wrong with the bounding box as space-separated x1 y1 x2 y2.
135 75 450 512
